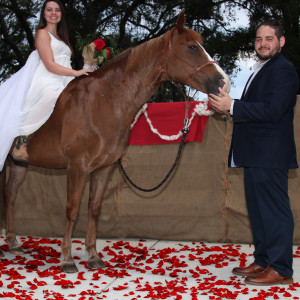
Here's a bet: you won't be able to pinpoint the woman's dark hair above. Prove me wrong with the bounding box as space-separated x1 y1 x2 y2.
37 0 73 55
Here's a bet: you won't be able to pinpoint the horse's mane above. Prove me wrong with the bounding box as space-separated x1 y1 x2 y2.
125 32 169 71
97 29 172 75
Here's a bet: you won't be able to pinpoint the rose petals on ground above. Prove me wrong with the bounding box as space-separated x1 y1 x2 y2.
0 236 299 300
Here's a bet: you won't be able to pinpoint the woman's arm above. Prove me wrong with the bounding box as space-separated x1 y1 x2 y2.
35 29 90 77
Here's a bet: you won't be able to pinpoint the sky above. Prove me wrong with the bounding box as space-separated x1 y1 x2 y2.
230 59 255 99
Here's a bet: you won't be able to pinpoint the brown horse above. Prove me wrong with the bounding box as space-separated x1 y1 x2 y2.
1 11 230 272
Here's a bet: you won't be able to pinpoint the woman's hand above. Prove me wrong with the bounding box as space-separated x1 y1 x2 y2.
74 69 92 77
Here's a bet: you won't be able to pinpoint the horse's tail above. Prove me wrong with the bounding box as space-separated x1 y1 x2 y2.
0 162 6 230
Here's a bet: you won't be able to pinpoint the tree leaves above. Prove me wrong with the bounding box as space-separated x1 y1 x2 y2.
1 0 299 94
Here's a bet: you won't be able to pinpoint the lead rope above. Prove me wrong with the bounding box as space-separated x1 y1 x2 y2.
117 126 189 192
118 87 192 192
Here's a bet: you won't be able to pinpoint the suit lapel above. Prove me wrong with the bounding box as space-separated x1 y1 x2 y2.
241 53 282 102
240 73 254 101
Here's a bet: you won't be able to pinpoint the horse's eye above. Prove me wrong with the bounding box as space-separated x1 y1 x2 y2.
189 45 198 51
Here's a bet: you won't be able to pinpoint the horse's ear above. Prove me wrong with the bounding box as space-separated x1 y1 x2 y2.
176 10 185 33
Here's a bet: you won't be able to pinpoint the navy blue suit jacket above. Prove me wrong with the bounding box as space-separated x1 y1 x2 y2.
229 52 299 169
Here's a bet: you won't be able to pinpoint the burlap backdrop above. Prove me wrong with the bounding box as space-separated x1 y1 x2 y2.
1 96 299 243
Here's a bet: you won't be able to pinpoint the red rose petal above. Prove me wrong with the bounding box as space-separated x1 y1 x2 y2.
113 285 128 290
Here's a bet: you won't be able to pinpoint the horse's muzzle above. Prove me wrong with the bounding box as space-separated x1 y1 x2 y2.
206 76 226 95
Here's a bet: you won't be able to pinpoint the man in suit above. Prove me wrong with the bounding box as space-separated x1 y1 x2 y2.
208 20 299 285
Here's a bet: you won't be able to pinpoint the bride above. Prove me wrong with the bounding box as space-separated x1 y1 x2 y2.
0 0 90 170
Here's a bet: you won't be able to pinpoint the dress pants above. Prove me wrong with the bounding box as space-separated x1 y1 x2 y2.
244 167 294 277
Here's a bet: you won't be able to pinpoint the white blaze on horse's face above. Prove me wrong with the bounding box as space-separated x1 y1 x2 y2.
195 41 231 93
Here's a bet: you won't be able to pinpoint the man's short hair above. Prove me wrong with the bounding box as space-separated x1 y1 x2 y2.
256 20 285 39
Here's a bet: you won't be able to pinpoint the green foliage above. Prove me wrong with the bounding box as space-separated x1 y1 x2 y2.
0 0 39 79
1 0 299 96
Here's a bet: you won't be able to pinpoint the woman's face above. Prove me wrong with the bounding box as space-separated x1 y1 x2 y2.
44 1 62 25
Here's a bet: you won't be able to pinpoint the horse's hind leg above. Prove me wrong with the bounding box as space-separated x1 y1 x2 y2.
4 163 28 254
86 165 115 269
61 165 87 273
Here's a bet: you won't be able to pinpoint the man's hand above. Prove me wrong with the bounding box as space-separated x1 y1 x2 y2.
208 87 233 113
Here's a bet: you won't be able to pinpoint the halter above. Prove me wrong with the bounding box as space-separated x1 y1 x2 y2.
165 39 216 75
165 38 216 131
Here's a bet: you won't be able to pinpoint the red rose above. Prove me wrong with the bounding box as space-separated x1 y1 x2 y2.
105 47 111 59
93 38 105 51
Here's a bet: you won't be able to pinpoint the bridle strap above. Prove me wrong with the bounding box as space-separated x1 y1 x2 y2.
165 38 217 133
195 61 216 71
167 39 216 73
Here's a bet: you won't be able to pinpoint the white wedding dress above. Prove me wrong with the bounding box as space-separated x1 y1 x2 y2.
0 32 74 171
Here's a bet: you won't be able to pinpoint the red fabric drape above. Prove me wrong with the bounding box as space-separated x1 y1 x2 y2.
128 102 209 145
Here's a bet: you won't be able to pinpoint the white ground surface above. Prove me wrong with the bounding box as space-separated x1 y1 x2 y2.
0 235 299 299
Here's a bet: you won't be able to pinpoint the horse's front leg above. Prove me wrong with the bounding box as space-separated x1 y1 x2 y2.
4 163 28 255
86 165 115 269
61 165 87 273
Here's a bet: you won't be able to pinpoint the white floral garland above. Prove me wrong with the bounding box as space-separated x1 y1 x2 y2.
131 101 214 141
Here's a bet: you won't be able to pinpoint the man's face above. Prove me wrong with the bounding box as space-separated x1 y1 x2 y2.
255 25 285 62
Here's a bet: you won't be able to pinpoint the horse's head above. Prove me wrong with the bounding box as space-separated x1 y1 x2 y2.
165 10 231 95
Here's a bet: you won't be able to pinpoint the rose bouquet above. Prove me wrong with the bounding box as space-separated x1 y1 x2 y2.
76 30 121 71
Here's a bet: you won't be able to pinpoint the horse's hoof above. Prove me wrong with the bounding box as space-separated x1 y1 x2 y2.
0 249 4 258
10 246 24 255
61 262 78 273
87 257 107 269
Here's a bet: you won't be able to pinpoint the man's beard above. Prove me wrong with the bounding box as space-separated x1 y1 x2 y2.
255 45 281 61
